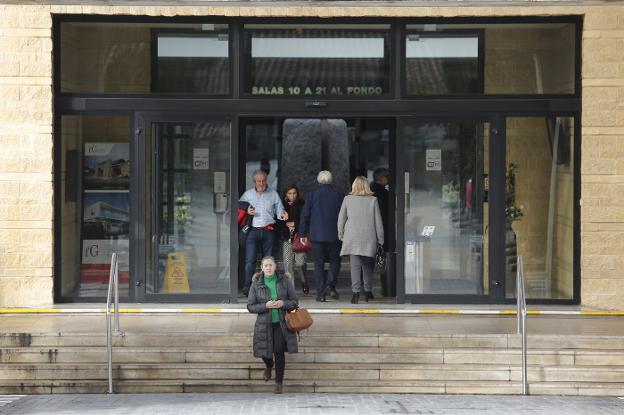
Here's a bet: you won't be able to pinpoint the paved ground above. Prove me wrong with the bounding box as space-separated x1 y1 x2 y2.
0 393 623 415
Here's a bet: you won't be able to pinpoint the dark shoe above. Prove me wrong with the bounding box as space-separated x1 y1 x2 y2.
365 291 374 302
274 383 283 394
315 295 326 302
242 286 249 297
263 367 272 382
302 283 310 295
327 285 340 300
350 293 359 304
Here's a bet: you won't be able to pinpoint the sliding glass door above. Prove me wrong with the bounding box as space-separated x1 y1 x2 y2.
397 117 503 303
137 115 235 302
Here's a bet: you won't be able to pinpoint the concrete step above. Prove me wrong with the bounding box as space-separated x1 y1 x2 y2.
0 379 623 396
4 346 624 366
4 332 624 350
2 362 624 383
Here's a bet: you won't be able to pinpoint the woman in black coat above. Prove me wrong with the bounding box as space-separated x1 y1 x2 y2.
277 184 309 294
247 256 299 394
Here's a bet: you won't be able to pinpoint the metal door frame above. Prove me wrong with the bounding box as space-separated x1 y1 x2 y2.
134 112 239 303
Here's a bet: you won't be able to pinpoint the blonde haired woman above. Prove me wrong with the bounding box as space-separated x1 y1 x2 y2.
337 176 384 304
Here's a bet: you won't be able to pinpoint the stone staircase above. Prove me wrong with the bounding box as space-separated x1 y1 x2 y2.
1 328 624 395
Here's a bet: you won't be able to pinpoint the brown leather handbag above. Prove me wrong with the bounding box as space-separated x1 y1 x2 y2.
285 308 313 332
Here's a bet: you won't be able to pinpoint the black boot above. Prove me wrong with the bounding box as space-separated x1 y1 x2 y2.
327 285 340 300
365 291 374 302
350 293 359 304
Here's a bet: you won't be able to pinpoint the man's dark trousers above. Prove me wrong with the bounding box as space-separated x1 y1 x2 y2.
244 228 275 288
311 240 341 299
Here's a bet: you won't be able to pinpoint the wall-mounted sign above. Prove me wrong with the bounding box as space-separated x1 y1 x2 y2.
251 85 384 96
426 149 442 171
193 148 210 170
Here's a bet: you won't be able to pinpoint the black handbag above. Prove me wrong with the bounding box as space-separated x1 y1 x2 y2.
374 244 387 273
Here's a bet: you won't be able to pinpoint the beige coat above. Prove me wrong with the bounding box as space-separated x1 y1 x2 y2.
337 195 384 258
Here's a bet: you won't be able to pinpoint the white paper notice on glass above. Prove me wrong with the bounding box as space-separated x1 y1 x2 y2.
214 171 226 193
404 172 410 193
421 226 435 237
193 148 210 170
426 149 442 171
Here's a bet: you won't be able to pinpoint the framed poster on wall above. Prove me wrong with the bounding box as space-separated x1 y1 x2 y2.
80 143 130 296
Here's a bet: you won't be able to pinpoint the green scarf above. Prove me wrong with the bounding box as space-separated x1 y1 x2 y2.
263 274 279 323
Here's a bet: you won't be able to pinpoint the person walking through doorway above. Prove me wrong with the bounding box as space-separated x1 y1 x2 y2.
247 256 299 394
277 184 309 295
370 167 390 296
338 176 384 304
299 171 344 302
240 170 288 296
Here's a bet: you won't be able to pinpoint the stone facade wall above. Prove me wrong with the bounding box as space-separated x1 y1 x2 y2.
580 10 624 310
0 2 623 309
0 5 54 307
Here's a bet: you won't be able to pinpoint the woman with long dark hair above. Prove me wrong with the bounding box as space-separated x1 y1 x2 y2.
278 184 309 294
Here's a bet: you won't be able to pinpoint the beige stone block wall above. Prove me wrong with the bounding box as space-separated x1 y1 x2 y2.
581 7 624 311
0 4 53 307
0 2 623 308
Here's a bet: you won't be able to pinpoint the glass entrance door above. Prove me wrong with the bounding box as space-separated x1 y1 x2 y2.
240 117 394 300
140 117 233 301
398 118 497 302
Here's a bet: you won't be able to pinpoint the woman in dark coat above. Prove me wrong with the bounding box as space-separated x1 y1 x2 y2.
247 256 299 394
277 184 309 294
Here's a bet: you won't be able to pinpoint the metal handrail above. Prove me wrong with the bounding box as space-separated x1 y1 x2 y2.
516 255 529 395
106 252 120 394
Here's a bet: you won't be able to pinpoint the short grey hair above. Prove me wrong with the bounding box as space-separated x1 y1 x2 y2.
252 169 268 181
317 170 332 184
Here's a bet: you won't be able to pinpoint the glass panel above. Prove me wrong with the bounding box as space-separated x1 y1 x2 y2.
244 25 391 97
403 120 488 295
406 23 576 95
60 22 229 94
241 118 392 297
148 121 231 295
155 31 229 94
60 115 130 298
405 33 481 95
505 117 574 299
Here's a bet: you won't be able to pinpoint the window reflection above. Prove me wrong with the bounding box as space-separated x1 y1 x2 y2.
405 34 482 95
245 25 391 97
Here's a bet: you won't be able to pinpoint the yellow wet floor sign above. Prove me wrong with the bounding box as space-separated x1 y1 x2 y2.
164 252 190 293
